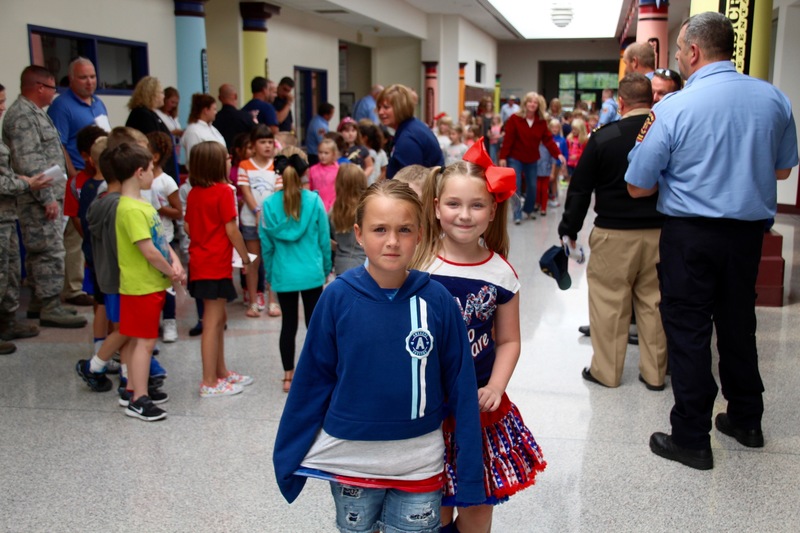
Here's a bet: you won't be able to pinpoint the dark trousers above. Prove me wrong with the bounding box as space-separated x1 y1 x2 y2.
659 217 765 450
276 286 323 371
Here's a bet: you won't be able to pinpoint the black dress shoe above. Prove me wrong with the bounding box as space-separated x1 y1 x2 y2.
715 413 764 448
578 325 590 336
628 333 639 345
581 367 609 387
638 373 666 391
649 432 713 470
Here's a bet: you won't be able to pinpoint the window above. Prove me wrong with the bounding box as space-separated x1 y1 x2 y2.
558 71 618 112
475 61 485 84
29 25 148 94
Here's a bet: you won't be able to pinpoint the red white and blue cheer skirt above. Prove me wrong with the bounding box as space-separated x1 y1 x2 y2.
442 393 546 507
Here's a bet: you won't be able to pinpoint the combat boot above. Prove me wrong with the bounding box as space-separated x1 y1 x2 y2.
39 298 87 329
0 340 16 355
27 297 77 319
26 295 41 319
0 314 40 341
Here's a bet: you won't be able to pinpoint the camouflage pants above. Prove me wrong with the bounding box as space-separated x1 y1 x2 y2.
0 222 21 314
16 200 65 302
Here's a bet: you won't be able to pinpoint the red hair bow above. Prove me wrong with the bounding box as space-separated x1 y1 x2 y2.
462 137 517 203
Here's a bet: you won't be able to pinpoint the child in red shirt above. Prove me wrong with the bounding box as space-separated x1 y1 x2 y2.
184 141 254 398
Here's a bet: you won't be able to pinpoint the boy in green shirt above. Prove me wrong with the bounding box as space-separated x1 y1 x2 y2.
110 143 184 421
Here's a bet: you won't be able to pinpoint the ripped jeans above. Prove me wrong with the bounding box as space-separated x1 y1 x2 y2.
329 483 441 533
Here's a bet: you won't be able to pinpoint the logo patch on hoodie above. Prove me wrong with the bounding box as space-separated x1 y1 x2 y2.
406 329 433 359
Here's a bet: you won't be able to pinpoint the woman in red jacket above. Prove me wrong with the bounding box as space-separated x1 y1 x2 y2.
499 92 566 223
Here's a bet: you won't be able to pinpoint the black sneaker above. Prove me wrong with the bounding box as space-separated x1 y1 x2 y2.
188 321 203 337
125 395 167 421
105 358 121 375
118 388 168 407
75 360 113 392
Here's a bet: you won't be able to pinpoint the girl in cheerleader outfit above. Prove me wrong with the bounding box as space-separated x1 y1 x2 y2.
411 139 546 532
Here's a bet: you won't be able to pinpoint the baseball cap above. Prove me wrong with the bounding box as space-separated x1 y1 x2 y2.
539 245 571 290
337 117 357 131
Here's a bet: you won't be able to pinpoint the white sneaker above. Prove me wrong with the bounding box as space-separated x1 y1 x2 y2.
200 379 244 398
226 371 254 387
162 319 178 343
548 199 560 207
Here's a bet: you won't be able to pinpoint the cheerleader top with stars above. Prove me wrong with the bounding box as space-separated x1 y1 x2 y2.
425 252 520 387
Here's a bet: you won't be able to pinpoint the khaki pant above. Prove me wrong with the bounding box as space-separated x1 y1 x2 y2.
61 221 85 299
587 227 666 387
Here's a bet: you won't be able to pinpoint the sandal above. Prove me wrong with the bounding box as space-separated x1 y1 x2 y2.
245 303 261 318
268 302 282 317
282 378 292 393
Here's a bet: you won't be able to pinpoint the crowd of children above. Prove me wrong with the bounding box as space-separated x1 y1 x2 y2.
430 93 599 222
63 95 583 528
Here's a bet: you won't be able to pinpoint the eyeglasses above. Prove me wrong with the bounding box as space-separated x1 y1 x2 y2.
36 81 57 90
655 69 677 78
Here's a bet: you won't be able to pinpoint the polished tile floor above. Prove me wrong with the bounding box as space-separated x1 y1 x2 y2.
2 207 800 533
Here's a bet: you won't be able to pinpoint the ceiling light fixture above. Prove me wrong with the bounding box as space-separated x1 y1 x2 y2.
551 1 574 28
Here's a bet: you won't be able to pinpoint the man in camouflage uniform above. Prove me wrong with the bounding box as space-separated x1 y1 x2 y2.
1 66 86 329
0 82 55 352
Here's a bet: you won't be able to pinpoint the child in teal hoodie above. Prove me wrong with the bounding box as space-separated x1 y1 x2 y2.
258 147 331 392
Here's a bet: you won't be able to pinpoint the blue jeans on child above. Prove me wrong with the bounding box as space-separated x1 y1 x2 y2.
507 157 537 220
329 482 441 533
488 143 499 164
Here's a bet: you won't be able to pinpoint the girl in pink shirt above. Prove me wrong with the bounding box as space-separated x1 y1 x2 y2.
308 138 339 211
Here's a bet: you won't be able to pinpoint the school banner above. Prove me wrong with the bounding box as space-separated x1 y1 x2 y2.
691 0 772 79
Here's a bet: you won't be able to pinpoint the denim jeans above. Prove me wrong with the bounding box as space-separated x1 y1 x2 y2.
507 157 538 218
488 143 499 164
329 482 441 533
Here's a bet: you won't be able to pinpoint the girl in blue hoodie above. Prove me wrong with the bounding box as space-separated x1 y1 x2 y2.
258 147 331 393
273 180 485 532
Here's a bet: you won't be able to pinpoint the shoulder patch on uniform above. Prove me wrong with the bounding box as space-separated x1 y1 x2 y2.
637 112 655 142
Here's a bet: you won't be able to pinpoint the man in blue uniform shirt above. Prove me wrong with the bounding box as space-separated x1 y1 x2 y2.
305 103 334 166
626 12 798 470
597 88 620 126
241 77 279 134
351 85 382 124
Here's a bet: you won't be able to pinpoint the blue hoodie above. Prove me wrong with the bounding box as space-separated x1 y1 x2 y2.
273 267 485 504
259 189 332 292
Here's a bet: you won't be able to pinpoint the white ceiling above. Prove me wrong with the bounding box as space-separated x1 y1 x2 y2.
273 0 691 42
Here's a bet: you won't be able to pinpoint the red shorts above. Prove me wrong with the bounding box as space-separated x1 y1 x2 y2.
119 291 166 339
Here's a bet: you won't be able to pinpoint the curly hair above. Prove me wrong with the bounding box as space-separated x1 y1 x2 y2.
146 131 174 169
517 92 547 121
127 76 162 110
